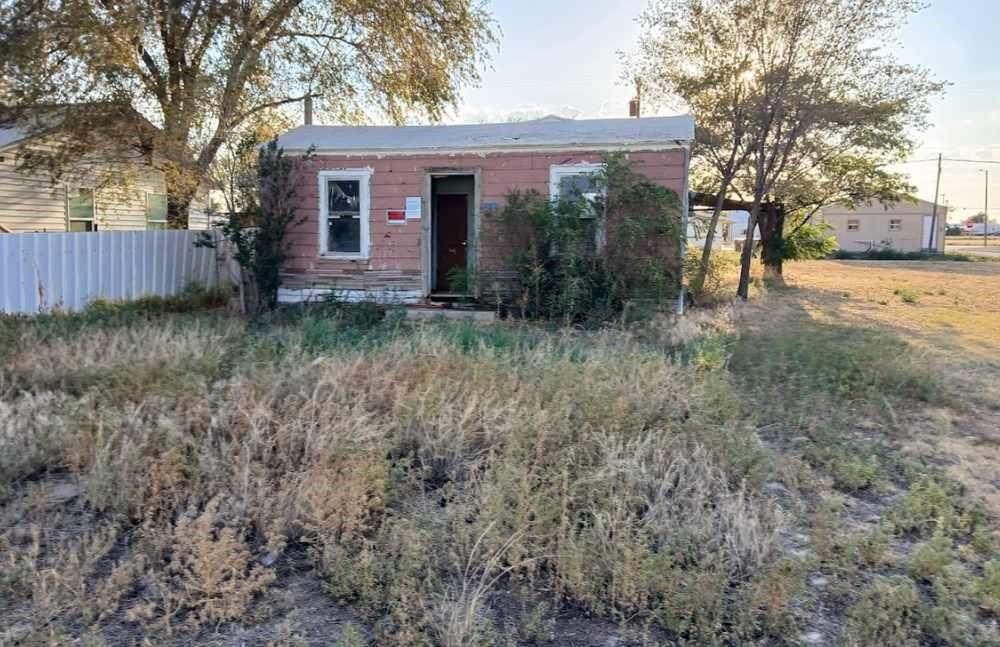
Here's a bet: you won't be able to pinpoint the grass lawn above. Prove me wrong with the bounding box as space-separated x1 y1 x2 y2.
1 264 999 645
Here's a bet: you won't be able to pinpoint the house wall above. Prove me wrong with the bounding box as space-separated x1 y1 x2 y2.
819 200 946 253
282 149 686 301
0 143 210 233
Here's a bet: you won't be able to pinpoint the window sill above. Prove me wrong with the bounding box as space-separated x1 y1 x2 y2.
320 253 370 261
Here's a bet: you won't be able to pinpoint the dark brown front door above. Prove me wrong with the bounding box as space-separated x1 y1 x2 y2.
435 194 468 291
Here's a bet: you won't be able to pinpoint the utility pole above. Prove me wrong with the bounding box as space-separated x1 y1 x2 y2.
928 153 942 251
629 78 642 118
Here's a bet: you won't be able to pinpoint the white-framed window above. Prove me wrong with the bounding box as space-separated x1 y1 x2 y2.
146 192 168 229
66 187 96 231
888 218 902 232
319 169 372 259
846 219 860 232
549 163 604 217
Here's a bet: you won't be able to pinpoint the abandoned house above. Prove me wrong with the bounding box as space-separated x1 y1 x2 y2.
273 114 694 304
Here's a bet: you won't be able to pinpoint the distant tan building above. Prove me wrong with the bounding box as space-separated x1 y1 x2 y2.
819 198 946 253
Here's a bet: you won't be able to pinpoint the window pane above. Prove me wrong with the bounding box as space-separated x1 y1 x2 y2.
147 193 168 223
329 180 360 213
329 214 361 253
69 220 94 232
69 188 94 221
558 174 597 200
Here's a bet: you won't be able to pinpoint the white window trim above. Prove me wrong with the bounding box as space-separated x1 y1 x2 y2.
318 168 373 260
846 219 860 232
888 219 902 232
549 163 604 211
66 186 96 231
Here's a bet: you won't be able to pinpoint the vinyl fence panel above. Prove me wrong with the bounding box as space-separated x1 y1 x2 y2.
0 230 229 314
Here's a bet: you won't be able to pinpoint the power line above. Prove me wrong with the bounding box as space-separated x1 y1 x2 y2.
941 157 1000 165
895 157 1000 166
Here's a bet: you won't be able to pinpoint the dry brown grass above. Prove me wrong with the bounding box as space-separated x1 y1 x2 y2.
0 312 789 644
739 260 1000 517
2 261 999 644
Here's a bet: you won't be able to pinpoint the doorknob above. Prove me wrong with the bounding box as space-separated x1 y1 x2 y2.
461 241 467 246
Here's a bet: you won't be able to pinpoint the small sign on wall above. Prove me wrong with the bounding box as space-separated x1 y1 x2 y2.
405 196 422 220
386 209 406 225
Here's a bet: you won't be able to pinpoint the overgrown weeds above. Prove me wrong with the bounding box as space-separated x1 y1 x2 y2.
2 273 997 644
0 308 789 644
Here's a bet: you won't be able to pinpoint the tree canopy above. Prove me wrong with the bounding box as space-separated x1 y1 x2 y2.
0 0 495 225
631 0 943 296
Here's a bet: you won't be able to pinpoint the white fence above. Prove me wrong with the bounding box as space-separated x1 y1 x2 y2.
0 230 230 314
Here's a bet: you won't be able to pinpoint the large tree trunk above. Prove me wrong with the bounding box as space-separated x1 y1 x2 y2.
758 203 785 282
165 173 197 229
736 202 761 299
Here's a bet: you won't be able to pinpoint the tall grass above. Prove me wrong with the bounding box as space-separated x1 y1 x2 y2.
2 295 992 644
0 307 793 644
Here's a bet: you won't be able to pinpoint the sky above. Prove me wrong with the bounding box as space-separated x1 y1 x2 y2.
450 0 1000 223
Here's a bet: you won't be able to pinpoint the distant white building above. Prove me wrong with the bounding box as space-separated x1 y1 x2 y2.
818 198 946 253
687 210 750 250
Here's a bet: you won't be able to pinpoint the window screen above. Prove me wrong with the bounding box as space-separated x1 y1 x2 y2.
328 179 361 253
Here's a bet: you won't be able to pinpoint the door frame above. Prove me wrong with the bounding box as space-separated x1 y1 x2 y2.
422 168 481 297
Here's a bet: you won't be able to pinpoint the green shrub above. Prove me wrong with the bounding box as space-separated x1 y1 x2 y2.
491 153 681 323
893 288 919 304
831 248 980 262
891 476 983 537
846 576 922 646
908 533 955 581
977 560 1000 615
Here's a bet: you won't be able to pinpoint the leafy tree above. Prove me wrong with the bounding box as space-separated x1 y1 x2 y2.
198 141 311 314
631 0 942 298
0 0 495 226
730 0 942 296
629 0 756 296
209 110 294 215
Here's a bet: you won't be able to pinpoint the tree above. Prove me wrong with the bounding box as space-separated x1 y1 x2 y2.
0 0 495 227
198 140 311 314
727 0 942 297
209 109 294 216
629 0 756 296
630 0 942 298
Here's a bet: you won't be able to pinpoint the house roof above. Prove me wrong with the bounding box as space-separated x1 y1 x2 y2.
822 197 946 217
274 115 695 153
0 125 27 151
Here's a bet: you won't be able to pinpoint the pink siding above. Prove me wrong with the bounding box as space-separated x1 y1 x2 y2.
283 149 685 293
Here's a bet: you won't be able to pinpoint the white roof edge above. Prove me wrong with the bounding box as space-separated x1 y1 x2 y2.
274 115 695 154
279 142 692 156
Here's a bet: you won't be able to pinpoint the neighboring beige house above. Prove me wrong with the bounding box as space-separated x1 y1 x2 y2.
0 123 209 233
819 198 946 253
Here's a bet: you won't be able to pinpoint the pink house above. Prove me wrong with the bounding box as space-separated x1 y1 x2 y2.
274 115 693 304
